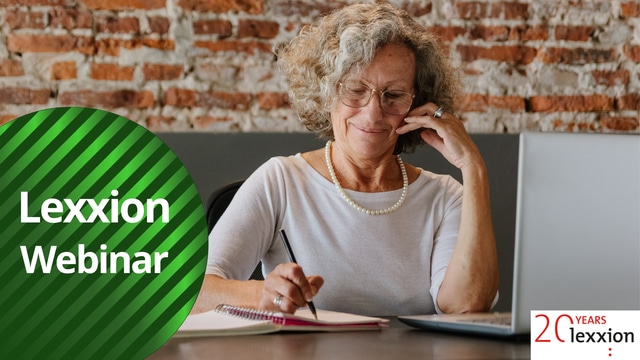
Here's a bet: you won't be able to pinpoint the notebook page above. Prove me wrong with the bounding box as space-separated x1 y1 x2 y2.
175 309 278 337
293 308 388 325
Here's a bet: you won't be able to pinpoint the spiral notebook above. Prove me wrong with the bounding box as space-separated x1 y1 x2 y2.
175 304 388 337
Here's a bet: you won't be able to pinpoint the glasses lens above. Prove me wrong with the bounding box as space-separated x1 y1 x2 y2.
381 91 413 115
339 83 371 108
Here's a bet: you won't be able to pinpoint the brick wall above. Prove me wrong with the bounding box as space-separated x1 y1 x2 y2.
0 0 638 133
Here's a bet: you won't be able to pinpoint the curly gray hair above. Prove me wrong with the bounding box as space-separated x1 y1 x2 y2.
277 2 462 154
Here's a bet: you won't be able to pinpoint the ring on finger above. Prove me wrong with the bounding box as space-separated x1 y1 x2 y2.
273 294 283 307
433 107 444 119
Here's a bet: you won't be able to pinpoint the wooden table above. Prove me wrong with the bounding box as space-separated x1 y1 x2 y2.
149 318 531 360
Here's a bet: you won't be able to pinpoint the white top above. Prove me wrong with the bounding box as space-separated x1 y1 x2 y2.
207 154 463 316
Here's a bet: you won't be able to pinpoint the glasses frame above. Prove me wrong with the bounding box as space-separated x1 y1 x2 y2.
337 82 415 116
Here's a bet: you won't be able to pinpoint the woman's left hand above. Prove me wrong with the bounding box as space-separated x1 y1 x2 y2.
396 103 481 170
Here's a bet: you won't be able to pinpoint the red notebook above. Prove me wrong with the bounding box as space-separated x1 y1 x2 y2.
175 304 388 337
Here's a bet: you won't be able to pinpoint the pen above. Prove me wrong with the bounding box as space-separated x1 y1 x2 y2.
278 229 318 320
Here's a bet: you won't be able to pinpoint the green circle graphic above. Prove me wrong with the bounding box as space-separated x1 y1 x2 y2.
0 107 208 359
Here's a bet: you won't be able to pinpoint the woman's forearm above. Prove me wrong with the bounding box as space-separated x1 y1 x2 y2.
191 274 263 314
437 157 499 313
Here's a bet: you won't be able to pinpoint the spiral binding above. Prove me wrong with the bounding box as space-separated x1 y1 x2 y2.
215 304 287 325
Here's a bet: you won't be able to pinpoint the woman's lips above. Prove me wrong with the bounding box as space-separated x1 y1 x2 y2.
353 124 387 134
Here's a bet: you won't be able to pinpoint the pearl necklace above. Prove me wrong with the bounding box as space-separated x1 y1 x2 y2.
324 140 408 215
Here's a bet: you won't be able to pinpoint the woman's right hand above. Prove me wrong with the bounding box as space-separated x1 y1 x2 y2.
259 263 324 314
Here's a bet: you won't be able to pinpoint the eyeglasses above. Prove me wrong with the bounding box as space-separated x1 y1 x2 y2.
338 81 415 116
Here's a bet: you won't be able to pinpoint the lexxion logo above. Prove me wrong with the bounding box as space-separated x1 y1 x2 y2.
531 311 640 359
20 190 170 224
0 107 208 360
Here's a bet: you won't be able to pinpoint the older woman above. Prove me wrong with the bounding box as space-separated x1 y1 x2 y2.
194 3 499 316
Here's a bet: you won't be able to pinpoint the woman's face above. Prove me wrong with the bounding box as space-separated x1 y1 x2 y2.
330 43 416 159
